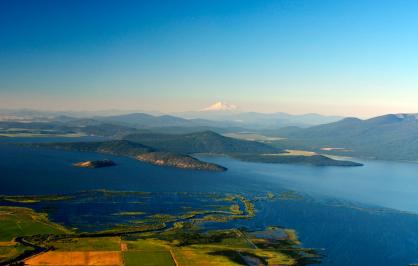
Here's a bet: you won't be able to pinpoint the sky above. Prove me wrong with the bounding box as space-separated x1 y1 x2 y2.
0 0 417 117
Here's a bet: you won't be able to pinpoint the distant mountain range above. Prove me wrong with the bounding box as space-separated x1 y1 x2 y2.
96 111 343 129
0 108 344 129
5 108 418 163
175 111 343 128
275 114 418 161
97 113 196 128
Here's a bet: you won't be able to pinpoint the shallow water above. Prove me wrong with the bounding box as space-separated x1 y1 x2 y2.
199 155 418 213
0 139 417 266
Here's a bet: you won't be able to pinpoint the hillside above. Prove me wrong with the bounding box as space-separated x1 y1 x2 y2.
98 113 196 128
123 130 280 154
30 140 226 172
96 112 250 130
275 114 418 161
123 131 361 166
0 120 143 138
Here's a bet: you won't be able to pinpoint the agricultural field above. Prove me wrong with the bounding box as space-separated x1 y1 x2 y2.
123 251 175 266
49 237 122 251
0 206 71 264
0 191 320 265
0 206 70 242
118 226 313 266
25 251 123 265
0 242 33 264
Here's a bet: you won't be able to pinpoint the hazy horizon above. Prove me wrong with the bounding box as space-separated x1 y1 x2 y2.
1 0 417 117
1 103 417 120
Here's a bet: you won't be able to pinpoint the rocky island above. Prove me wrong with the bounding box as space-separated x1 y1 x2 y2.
137 152 227 171
73 159 116 168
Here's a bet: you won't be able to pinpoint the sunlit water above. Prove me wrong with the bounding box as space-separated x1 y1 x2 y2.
0 138 417 266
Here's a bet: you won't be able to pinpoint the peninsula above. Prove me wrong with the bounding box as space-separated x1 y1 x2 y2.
30 140 227 172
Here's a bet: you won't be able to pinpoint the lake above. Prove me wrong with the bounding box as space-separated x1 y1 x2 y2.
0 138 417 265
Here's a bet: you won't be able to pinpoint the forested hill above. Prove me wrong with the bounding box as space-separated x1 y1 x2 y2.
123 130 361 166
123 130 280 154
276 114 418 161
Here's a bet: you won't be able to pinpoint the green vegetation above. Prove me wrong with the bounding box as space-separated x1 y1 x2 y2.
140 225 320 265
16 125 362 167
0 194 73 203
7 111 418 162
273 114 418 161
30 140 227 171
49 237 121 251
0 190 321 265
0 206 70 242
123 251 175 266
0 206 71 264
123 239 175 266
229 204 243 215
0 242 34 264
124 130 279 154
136 151 227 171
148 214 178 223
124 131 362 167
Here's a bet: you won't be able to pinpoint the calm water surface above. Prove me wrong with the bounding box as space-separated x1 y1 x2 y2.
0 138 417 266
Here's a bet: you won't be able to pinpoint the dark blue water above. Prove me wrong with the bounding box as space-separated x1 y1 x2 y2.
0 139 418 266
0 190 235 232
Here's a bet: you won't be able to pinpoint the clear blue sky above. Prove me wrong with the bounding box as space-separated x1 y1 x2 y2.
0 0 417 116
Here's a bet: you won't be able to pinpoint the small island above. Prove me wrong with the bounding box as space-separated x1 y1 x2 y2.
73 159 116 168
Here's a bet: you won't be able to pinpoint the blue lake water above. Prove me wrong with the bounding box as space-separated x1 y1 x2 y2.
0 139 418 265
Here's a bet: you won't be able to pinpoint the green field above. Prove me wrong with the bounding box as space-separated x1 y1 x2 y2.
0 243 33 264
0 206 70 241
0 192 320 265
49 237 121 251
0 206 72 264
123 250 175 266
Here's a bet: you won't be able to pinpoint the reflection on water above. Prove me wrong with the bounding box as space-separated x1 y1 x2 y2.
0 140 418 266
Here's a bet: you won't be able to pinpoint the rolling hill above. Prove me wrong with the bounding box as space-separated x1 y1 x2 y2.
123 130 362 166
123 130 280 154
275 114 418 161
98 113 196 128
